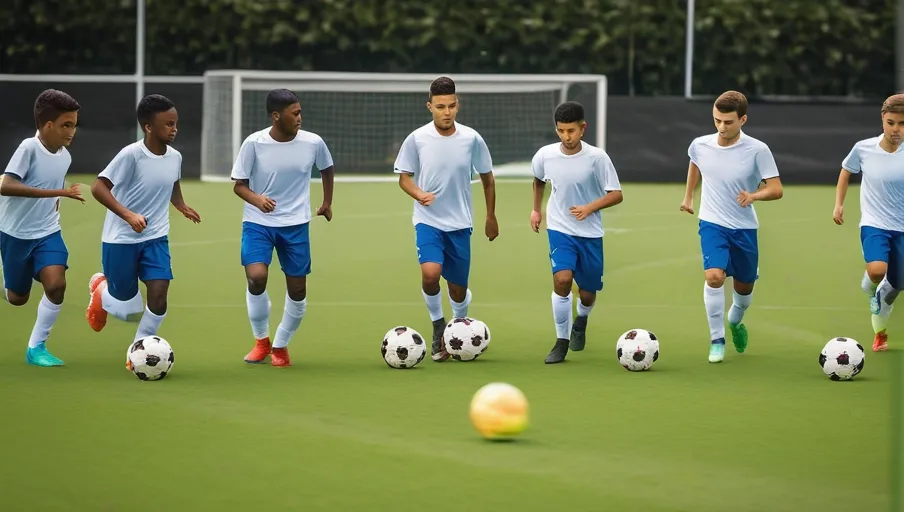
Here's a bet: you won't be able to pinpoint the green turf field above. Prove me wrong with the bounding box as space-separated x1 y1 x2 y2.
0 178 895 511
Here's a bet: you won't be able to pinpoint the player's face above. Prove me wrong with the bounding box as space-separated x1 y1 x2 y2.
555 121 586 150
275 103 302 136
427 95 458 130
43 111 78 148
146 108 178 144
712 108 746 142
881 112 904 146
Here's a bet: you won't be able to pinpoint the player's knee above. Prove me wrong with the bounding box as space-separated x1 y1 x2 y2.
6 291 29 307
146 295 167 316
553 272 573 292
246 271 268 294
286 283 306 302
42 278 66 304
867 267 886 284
448 285 467 303
704 269 726 288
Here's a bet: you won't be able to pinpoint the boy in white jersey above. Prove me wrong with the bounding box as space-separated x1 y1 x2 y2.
394 76 498 362
232 89 335 367
680 91 783 363
85 95 201 363
0 89 83 367
530 101 623 364
833 93 904 352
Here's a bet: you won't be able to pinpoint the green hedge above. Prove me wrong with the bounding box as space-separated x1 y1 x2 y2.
1 0 895 96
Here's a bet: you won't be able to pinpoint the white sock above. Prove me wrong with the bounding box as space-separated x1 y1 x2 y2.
272 294 306 349
704 282 726 341
102 285 144 322
422 289 444 321
449 288 472 319
576 299 594 318
872 278 898 333
727 290 752 326
2 289 9 304
134 306 166 341
552 291 573 339
246 289 271 340
28 294 62 348
862 271 879 295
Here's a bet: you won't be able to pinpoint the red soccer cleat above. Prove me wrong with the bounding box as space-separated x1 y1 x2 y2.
244 338 272 363
270 347 291 367
873 332 889 352
86 274 108 332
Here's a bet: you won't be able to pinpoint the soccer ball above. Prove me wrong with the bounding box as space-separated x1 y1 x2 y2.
127 335 174 381
469 382 529 440
443 317 491 361
616 328 660 371
381 326 427 369
819 337 865 381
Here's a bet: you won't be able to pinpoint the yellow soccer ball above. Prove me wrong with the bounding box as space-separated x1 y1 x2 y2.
469 382 529 440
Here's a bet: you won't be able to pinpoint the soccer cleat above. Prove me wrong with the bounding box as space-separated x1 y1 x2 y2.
569 315 588 351
270 347 291 367
873 331 889 352
244 338 272 363
544 338 569 364
26 343 64 367
729 323 748 353
85 274 108 332
708 338 726 363
431 318 450 362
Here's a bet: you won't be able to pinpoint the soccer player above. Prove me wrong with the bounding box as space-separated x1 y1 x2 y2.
232 89 335 367
530 101 623 364
85 94 201 360
0 89 83 367
394 76 498 362
833 93 904 352
679 91 783 363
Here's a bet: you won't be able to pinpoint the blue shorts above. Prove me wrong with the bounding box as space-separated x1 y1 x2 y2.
241 221 311 277
0 230 69 295
547 229 604 292
415 223 472 287
102 235 173 301
861 226 904 288
699 220 759 283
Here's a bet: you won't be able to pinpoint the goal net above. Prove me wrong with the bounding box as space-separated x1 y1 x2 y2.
201 71 607 182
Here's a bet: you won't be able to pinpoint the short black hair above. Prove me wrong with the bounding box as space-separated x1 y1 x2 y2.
34 89 80 128
266 89 299 114
554 101 585 124
137 94 176 127
714 91 748 117
429 77 456 100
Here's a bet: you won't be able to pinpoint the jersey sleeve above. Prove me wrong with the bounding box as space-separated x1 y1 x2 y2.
3 141 32 179
597 154 622 192
531 149 545 181
99 145 136 186
841 144 861 174
315 138 334 171
687 139 698 165
755 146 780 180
393 133 418 175
230 139 256 180
471 133 493 174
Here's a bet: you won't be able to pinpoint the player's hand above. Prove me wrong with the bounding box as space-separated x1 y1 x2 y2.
178 204 201 224
316 202 332 222
485 215 499 241
125 212 147 233
256 195 277 213
61 183 85 203
679 199 695 215
530 210 542 233
417 192 435 207
833 205 844 225
737 191 755 208
570 204 592 221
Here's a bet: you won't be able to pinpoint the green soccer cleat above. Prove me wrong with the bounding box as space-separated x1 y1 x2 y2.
26 343 64 367
730 323 748 353
708 339 725 363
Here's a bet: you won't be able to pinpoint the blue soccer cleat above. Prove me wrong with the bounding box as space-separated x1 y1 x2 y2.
26 342 64 367
708 338 726 363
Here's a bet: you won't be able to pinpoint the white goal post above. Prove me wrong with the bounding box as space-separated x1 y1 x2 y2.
201 71 607 182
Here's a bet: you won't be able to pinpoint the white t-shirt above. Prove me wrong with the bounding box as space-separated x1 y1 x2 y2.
688 132 780 230
99 141 181 244
231 128 334 228
842 135 904 233
393 122 493 232
0 137 71 239
531 142 622 238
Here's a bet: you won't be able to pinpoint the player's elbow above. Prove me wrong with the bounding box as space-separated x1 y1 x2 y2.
0 180 10 196
771 184 783 200
609 190 624 206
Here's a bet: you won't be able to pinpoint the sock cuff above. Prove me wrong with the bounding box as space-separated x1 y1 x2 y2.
552 291 573 302
732 290 753 304
40 293 62 310
285 294 307 314
448 289 471 306
704 282 722 295
144 306 166 320
422 289 441 299
247 288 269 301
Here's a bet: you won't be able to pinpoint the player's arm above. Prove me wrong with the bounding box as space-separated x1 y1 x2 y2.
394 134 432 206
170 181 201 223
749 176 783 202
833 170 853 225
233 179 276 213
91 177 147 233
315 138 335 221
0 174 83 201
398 173 433 206
472 134 498 240
680 160 700 214
230 139 275 213
739 146 783 207
571 155 624 221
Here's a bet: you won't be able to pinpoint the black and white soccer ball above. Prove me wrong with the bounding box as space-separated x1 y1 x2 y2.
616 328 660 371
127 336 175 381
819 337 865 381
443 317 491 361
381 326 427 369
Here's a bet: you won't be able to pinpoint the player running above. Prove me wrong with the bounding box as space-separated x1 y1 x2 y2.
680 90 783 363
530 101 623 364
0 89 83 367
232 89 335 367
833 93 904 352
393 76 499 362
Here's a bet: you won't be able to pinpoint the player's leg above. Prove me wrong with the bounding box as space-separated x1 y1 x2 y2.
241 222 276 363
134 237 174 344
872 230 904 351
570 236 604 352
698 221 731 363
88 243 144 331
26 232 70 367
545 230 578 364
415 223 449 361
269 223 312 367
861 226 891 313
0 231 36 306
443 228 473 319
726 229 759 354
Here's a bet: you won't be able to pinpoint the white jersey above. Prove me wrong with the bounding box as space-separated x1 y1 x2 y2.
393 121 493 232
231 128 334 228
0 137 71 240
842 135 904 233
531 142 621 238
688 132 779 230
99 141 181 244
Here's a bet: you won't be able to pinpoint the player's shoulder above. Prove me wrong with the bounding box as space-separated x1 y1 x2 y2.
454 122 486 142
293 129 326 146
533 142 560 159
739 133 772 152
689 133 718 148
850 135 883 152
164 144 182 158
242 128 271 145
